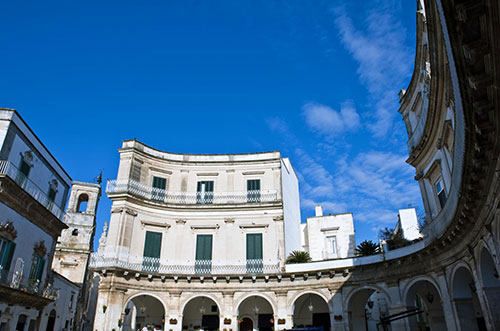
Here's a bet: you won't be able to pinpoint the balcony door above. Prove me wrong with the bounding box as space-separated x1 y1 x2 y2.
246 233 263 273
197 181 214 204
151 176 166 202
195 234 212 274
247 179 261 202
143 231 162 272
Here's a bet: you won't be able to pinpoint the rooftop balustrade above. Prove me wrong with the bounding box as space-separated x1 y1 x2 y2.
0 160 64 219
89 252 281 275
106 179 280 205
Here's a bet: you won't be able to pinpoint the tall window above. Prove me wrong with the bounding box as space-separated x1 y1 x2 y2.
142 231 162 272
151 176 167 202
195 234 212 274
29 254 45 284
0 238 15 275
435 179 447 209
197 181 214 204
326 236 338 259
246 233 263 273
247 179 261 203
17 159 31 188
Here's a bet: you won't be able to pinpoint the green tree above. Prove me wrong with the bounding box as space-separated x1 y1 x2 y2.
286 250 312 264
379 227 410 250
355 240 380 256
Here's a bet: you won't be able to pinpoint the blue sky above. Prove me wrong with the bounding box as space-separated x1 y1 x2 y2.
0 0 421 249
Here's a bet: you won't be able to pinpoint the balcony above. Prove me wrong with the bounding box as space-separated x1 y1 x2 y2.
106 179 280 205
89 252 280 275
0 160 63 219
0 265 57 309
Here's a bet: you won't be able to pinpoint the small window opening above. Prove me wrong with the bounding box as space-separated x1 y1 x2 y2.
72 229 79 236
77 194 89 213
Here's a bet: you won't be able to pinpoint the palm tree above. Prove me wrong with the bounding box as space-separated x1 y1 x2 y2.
286 250 312 264
355 240 380 256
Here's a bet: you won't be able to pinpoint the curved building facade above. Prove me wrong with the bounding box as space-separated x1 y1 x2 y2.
91 0 500 330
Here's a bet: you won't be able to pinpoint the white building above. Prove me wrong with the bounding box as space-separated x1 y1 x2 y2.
301 205 355 261
0 109 71 330
394 209 422 241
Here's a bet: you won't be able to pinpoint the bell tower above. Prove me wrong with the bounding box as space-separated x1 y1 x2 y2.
52 181 101 284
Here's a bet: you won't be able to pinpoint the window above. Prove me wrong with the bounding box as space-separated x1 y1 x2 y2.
0 238 15 274
197 181 214 204
77 194 89 213
16 159 31 188
48 187 57 202
69 292 75 309
71 229 79 236
326 236 338 259
436 179 447 208
142 231 162 272
29 254 45 282
247 179 261 203
195 234 212 274
246 233 263 273
130 161 142 182
151 176 167 201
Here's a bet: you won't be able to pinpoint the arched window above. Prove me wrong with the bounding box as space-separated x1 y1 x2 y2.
77 194 89 213
72 229 79 236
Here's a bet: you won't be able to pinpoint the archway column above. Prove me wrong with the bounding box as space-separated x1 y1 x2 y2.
385 282 407 331
222 292 237 331
167 292 181 331
329 289 344 331
470 254 497 330
94 287 126 331
435 272 458 330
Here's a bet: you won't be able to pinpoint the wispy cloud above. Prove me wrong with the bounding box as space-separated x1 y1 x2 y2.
302 100 360 139
333 2 413 138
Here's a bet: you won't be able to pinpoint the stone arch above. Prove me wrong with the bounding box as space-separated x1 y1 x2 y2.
179 293 223 316
234 292 278 316
402 275 442 302
181 294 221 331
76 193 89 213
403 277 446 331
122 292 168 330
236 293 276 331
451 265 485 330
291 291 330 330
345 285 391 331
289 289 331 316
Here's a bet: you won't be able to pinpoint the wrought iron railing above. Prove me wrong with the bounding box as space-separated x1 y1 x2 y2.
89 252 280 275
106 179 280 205
0 160 64 219
0 266 58 299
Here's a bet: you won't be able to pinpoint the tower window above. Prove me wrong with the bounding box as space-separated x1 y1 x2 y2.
435 179 447 208
77 194 89 213
72 229 79 236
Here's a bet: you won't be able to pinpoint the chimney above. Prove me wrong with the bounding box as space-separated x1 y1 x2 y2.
315 205 323 217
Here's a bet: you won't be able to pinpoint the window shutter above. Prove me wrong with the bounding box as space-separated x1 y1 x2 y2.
196 235 212 260
152 177 166 189
144 231 162 258
247 234 263 260
1 242 15 271
35 258 45 281
20 160 31 177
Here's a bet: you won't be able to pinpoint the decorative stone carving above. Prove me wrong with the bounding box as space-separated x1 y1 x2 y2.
0 221 17 241
33 240 47 258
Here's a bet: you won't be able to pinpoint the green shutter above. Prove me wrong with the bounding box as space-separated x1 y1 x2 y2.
196 235 212 260
246 234 263 260
143 231 162 258
247 180 260 191
35 258 45 281
152 177 166 189
20 160 30 177
1 241 15 271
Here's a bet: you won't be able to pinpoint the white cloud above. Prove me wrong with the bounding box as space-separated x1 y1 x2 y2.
333 3 413 138
302 101 360 138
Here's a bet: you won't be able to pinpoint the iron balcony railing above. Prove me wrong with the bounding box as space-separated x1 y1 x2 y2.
106 179 280 205
0 160 63 219
0 265 58 300
89 252 280 275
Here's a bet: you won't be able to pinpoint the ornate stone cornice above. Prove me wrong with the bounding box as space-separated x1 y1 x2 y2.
0 221 17 241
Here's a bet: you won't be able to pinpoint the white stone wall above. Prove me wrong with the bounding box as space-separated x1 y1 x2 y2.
302 212 355 261
281 158 302 256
